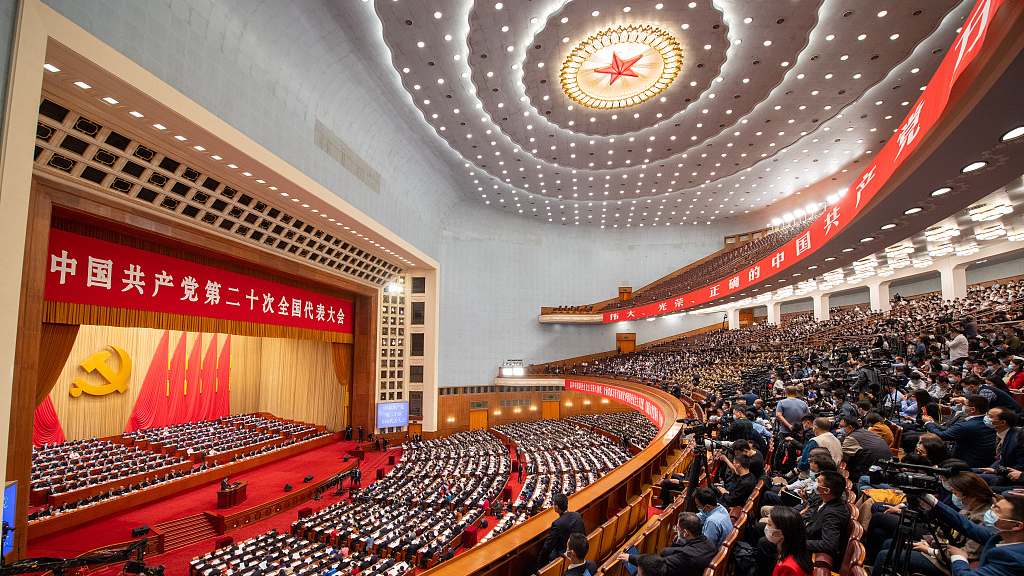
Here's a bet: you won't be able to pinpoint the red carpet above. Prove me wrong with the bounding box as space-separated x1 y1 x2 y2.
28 441 380 561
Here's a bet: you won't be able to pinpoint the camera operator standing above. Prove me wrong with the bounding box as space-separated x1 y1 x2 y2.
854 357 881 398
945 327 970 364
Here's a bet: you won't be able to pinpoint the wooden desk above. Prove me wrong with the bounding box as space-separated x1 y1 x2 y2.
216 481 247 509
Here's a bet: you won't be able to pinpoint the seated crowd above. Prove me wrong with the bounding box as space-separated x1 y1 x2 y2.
566 412 659 449
221 414 317 438
578 279 1024 576
359 430 509 508
124 420 281 457
29 414 327 523
190 529 411 576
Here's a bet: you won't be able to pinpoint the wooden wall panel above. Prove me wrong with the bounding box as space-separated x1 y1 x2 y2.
433 389 632 435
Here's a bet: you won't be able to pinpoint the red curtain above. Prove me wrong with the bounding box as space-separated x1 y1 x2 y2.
33 396 66 446
125 330 171 432
184 333 202 421
215 335 231 417
165 333 188 426
196 334 218 421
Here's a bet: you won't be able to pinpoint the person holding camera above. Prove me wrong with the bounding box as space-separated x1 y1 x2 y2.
915 491 1024 576
854 357 882 397
923 395 997 469
869 472 995 576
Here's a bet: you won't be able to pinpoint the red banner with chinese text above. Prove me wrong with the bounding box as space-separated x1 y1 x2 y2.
604 0 1008 323
45 229 354 334
564 379 665 428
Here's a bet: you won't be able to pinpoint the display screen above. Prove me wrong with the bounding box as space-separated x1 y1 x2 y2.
376 402 409 429
3 481 15 557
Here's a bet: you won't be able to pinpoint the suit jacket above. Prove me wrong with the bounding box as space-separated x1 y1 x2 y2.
656 533 718 574
563 560 597 576
541 511 586 561
925 416 997 468
802 498 849 562
993 427 1024 471
721 473 756 508
932 500 1024 576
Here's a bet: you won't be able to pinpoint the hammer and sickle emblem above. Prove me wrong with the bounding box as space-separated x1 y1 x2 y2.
70 345 132 397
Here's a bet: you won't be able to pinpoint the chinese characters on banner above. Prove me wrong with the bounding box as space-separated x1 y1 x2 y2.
564 379 665 428
603 0 1006 324
45 229 354 335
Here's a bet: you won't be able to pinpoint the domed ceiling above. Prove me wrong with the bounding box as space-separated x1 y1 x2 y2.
352 0 973 227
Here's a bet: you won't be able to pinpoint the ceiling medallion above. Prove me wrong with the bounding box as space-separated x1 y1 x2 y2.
560 24 682 110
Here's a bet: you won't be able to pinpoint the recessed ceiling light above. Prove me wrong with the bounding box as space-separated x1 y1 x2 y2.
857 34 867 40
101 97 119 105
842 248 854 252
152 123 166 130
242 171 252 177
860 237 874 242
43 63 60 72
74 81 91 89
890 33 900 40
211 155 222 160
433 11 442 18
129 111 144 118
824 257 836 261
193 145 205 151
930 187 952 196
227 164 238 169
1001 126 1024 141
904 207 922 214
174 135 187 141
962 161 987 172
880 223 896 230
592 10 599 16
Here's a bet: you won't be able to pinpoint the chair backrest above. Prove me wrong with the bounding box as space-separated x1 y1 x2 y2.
848 517 864 542
838 540 866 576
703 547 728 576
537 556 564 576
586 528 602 561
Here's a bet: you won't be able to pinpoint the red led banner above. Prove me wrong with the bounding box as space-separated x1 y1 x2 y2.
564 379 665 428
604 0 1007 323
45 229 354 334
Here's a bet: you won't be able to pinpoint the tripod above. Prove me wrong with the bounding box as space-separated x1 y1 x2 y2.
878 494 948 576
681 435 715 512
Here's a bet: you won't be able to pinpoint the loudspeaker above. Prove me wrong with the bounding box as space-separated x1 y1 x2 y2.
284 484 293 492
131 526 151 538
303 475 314 483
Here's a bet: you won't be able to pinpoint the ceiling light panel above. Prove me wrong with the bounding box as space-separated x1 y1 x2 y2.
370 0 968 225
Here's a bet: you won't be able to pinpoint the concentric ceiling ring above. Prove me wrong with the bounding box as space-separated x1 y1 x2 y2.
560 25 682 110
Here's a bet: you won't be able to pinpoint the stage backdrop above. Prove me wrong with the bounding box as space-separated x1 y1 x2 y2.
46 325 349 439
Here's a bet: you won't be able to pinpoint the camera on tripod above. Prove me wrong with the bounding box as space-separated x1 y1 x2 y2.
868 460 952 494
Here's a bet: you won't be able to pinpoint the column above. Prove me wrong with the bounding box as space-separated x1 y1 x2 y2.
726 308 741 330
813 293 830 322
766 301 781 325
939 263 968 301
868 280 891 312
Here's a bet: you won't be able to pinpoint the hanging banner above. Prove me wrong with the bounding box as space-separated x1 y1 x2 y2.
45 229 354 334
564 379 664 428
604 0 1008 323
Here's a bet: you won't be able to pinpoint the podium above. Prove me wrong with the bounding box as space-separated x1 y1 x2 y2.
217 481 248 509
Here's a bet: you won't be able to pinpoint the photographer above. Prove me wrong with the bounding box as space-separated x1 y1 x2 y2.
839 415 894 483
916 491 1024 575
869 472 995 576
854 357 882 397
776 386 810 437
714 452 756 508
720 406 767 454
923 395 997 469
945 327 969 364
832 391 861 431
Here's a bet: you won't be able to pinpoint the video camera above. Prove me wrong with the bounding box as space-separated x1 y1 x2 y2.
868 460 952 494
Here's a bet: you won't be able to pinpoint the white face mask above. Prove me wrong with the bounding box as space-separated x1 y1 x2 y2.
765 527 782 544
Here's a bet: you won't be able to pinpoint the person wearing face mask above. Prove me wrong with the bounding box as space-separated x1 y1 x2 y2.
765 506 813 576
794 418 843 476
618 512 716 575
561 533 596 576
919 492 1024 576
870 472 994 576
959 376 1024 418
923 395 997 469
976 407 1024 490
693 486 732 547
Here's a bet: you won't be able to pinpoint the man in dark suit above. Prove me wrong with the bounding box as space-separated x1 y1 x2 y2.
533 493 585 573
221 477 231 490
620 512 716 575
753 470 848 575
977 407 1024 489
563 533 597 576
923 395 997 468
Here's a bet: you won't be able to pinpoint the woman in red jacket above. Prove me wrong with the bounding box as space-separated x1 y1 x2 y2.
765 506 813 576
